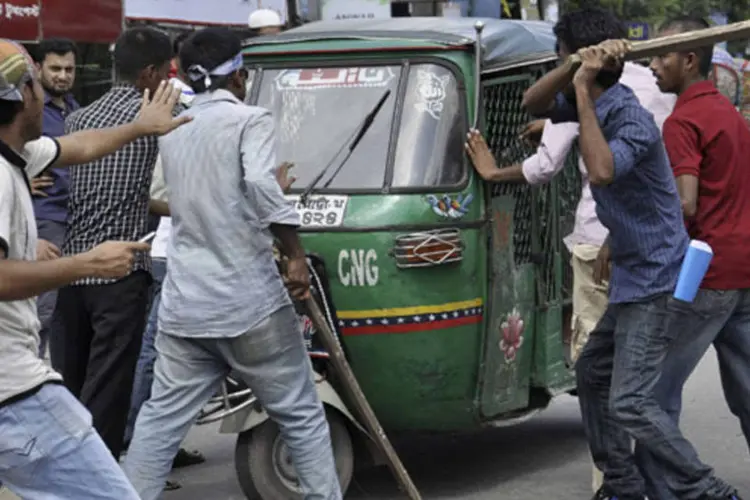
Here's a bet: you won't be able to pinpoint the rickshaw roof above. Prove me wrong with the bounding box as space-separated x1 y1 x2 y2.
242 17 557 71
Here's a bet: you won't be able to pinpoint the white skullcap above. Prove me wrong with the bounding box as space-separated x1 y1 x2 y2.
248 9 283 29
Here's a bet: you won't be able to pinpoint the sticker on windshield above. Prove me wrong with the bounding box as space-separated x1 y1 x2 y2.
286 195 349 227
275 67 396 91
414 69 451 120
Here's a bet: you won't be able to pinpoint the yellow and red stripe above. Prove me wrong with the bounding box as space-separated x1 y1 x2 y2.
337 298 484 336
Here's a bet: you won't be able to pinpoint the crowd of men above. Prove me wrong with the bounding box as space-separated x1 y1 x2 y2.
467 8 750 500
0 5 749 500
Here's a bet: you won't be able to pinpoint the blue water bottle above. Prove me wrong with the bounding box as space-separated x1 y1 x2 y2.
673 240 713 303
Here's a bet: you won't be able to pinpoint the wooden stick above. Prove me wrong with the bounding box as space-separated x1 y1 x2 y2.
305 298 423 500
628 20 750 60
570 19 750 63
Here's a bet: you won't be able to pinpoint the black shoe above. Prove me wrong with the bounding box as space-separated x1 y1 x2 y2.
592 487 617 500
698 494 743 500
591 486 644 500
165 480 181 491
172 448 206 469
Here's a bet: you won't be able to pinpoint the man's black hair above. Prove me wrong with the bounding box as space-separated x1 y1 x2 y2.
179 27 242 94
35 38 78 64
554 7 627 89
660 16 713 77
113 27 173 82
553 6 627 54
173 32 191 56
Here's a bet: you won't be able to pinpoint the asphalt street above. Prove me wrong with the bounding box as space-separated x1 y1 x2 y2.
166 348 750 499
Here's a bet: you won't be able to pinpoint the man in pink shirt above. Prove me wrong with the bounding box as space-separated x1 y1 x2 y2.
466 57 674 495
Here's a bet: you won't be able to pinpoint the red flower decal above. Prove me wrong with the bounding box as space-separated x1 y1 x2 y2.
500 308 525 363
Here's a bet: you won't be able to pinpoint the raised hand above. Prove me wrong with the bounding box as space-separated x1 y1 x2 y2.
519 119 546 146
573 46 609 89
276 162 297 194
465 129 499 180
137 81 193 136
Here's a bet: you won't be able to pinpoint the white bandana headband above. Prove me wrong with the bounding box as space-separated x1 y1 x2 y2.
187 52 243 89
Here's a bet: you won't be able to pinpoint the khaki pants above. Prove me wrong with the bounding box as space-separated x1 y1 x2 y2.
0 487 20 500
570 244 609 493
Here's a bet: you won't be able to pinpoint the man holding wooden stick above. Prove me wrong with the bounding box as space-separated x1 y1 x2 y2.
122 27 341 500
522 24 742 500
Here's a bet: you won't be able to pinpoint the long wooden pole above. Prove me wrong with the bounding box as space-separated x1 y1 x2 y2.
305 298 423 500
570 19 750 63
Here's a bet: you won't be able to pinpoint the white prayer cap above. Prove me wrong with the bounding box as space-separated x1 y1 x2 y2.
248 9 283 29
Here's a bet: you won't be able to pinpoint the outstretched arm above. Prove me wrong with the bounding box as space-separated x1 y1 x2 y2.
0 171 149 300
54 81 191 169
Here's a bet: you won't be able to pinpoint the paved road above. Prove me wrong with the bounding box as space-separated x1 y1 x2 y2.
167 349 750 499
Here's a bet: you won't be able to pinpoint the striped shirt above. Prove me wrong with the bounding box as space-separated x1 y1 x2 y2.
157 89 299 338
63 83 158 285
549 84 688 303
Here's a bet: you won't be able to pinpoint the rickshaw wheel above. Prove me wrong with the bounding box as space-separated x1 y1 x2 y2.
234 408 354 499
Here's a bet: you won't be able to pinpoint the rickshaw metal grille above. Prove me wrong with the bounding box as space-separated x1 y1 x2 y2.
481 67 582 306
482 76 535 266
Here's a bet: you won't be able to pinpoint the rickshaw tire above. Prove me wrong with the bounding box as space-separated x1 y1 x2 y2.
234 408 354 499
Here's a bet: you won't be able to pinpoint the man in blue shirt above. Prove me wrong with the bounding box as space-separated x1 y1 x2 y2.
31 38 79 358
523 8 740 500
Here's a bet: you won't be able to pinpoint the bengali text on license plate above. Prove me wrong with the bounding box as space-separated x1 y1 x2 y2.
286 195 349 227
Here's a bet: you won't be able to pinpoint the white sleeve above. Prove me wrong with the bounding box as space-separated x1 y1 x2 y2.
150 155 168 202
22 137 61 178
648 92 678 133
521 122 579 185
0 168 13 257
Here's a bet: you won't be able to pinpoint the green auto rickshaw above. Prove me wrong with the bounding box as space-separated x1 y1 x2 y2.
195 17 583 499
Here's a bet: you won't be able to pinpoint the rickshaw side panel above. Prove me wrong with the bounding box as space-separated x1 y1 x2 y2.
477 68 576 418
478 194 535 417
298 191 488 431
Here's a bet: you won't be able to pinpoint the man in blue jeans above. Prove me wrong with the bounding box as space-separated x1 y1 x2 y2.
123 28 341 500
0 38 188 499
633 17 750 500
122 35 205 488
522 9 741 500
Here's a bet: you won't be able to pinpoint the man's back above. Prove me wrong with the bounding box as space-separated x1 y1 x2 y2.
158 90 298 338
664 80 750 289
63 84 158 284
587 84 688 303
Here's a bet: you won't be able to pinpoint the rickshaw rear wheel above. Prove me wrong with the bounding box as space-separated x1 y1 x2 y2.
234 408 354 499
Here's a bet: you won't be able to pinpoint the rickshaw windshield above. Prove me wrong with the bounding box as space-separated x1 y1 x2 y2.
254 62 466 191
256 66 401 191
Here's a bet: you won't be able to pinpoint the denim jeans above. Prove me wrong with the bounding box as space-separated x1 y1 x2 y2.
0 383 139 499
123 257 166 446
36 219 67 359
636 289 750 500
123 305 341 500
575 294 735 499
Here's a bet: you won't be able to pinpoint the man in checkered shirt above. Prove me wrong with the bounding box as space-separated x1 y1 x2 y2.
50 26 176 458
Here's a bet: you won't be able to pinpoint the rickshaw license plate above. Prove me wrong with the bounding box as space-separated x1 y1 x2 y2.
286 195 349 227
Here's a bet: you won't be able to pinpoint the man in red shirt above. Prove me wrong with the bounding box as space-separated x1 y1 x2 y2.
635 16 750 500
